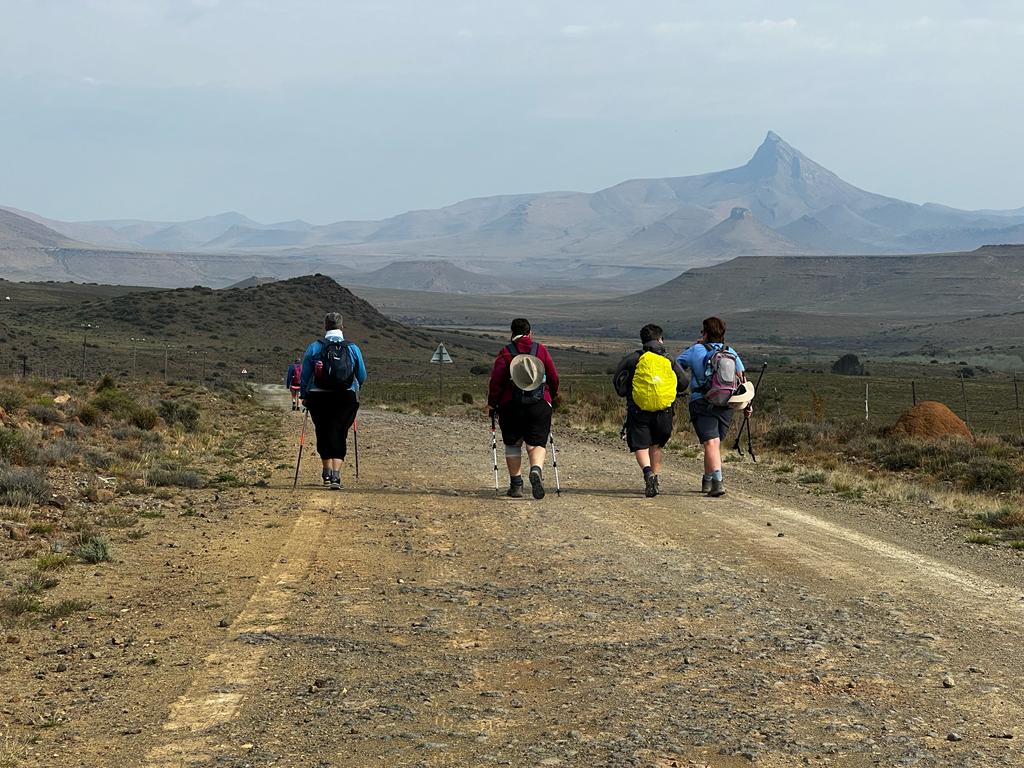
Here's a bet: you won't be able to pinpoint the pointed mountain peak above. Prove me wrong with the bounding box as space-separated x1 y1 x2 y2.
744 131 817 181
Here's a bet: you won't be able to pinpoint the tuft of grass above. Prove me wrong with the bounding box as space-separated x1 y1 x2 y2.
126 528 148 540
797 470 827 485
18 573 59 594
42 598 91 620
36 553 70 571
967 533 995 545
0 594 42 618
1009 540 1024 551
28 522 55 535
158 400 200 432
148 467 203 489
73 535 111 564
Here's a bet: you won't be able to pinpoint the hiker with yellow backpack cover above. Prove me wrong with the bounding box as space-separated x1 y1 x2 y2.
613 324 690 497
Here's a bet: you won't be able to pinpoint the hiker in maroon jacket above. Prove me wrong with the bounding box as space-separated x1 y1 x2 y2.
487 318 560 499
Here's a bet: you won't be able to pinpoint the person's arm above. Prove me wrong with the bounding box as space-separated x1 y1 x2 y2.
299 343 316 398
487 351 508 409
540 344 559 398
351 344 367 387
671 357 690 396
613 352 638 397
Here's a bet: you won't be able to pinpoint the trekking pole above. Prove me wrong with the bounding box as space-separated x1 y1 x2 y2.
732 362 768 457
353 417 360 480
490 412 499 494
292 409 309 490
548 431 561 496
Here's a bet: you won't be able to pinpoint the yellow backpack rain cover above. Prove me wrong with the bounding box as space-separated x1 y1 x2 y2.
631 351 677 411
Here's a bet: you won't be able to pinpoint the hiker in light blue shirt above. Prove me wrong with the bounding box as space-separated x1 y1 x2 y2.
676 316 747 497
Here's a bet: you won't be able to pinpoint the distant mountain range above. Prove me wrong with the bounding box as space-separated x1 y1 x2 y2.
4 131 1024 289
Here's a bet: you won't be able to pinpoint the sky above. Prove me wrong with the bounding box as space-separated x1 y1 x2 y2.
2 0 1023 223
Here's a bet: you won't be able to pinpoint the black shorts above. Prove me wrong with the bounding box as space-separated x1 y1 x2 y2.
305 390 359 460
688 398 734 443
498 400 552 447
625 405 674 452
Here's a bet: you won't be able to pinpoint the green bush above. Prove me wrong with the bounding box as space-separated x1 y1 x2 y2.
75 403 99 425
0 428 38 464
131 408 159 431
27 404 62 425
460 392 474 404
92 388 139 420
765 422 826 448
961 456 1022 493
158 401 200 432
0 387 25 412
148 466 204 488
73 535 111 564
0 463 50 505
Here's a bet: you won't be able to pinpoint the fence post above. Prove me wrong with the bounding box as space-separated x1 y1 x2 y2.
1014 372 1022 439
911 381 917 406
164 346 169 383
960 372 970 428
864 383 869 421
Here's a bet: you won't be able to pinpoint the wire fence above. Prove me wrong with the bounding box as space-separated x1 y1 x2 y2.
0 344 282 387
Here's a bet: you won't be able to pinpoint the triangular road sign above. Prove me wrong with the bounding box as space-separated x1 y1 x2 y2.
430 342 453 364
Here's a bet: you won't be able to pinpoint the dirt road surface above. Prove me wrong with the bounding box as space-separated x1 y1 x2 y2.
5 388 1024 767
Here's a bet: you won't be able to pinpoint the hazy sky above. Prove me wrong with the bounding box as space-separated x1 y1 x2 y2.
2 0 1023 223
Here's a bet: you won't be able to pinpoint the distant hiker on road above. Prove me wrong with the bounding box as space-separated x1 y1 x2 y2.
300 312 367 491
487 318 560 499
614 324 689 497
676 316 747 498
285 355 302 411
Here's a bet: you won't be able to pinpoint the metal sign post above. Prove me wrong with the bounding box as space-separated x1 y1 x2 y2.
429 342 454 399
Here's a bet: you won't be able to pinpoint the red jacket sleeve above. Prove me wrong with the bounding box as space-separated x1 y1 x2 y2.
487 349 510 408
538 343 559 398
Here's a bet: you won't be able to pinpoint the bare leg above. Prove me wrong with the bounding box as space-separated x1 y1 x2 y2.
506 454 522 478
703 438 721 474
650 445 664 475
635 448 651 469
525 444 546 469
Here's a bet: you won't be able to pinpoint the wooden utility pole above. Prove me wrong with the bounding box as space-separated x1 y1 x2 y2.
960 372 970 428
1014 373 1022 439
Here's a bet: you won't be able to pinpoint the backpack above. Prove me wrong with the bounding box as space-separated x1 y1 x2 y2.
314 339 356 391
290 365 301 387
700 343 740 406
506 342 546 405
631 351 677 411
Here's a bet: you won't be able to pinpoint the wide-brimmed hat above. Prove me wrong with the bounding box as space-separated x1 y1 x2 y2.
510 354 545 391
728 380 755 409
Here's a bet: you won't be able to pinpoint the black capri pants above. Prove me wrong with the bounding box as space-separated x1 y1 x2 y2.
306 390 359 460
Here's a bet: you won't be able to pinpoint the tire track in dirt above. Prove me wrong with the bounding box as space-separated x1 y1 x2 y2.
144 502 330 766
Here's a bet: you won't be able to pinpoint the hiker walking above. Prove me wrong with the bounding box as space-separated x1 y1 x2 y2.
300 312 367 490
613 324 689 497
487 318 559 499
285 355 302 411
676 316 748 497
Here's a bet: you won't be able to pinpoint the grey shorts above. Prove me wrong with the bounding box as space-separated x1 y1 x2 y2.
688 398 734 443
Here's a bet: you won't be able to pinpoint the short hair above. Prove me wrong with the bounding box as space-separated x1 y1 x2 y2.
510 318 531 337
640 323 663 344
702 316 726 343
324 312 343 331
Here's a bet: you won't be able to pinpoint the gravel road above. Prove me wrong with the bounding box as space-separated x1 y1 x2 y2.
7 395 1023 767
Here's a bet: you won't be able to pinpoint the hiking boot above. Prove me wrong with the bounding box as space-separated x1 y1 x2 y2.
708 478 725 497
654 475 661 494
507 478 524 498
644 473 658 498
701 476 712 494
529 466 545 500
322 469 332 487
330 472 342 491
